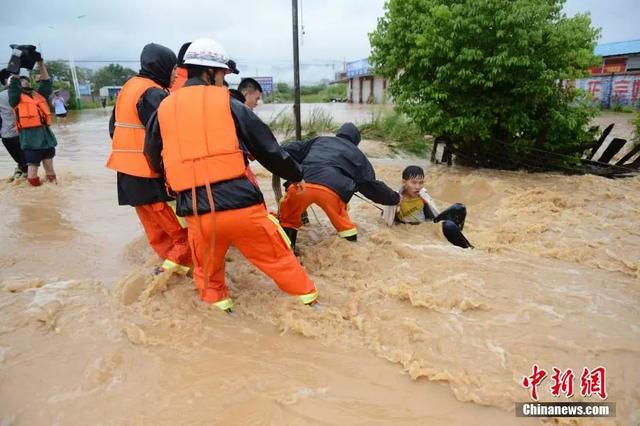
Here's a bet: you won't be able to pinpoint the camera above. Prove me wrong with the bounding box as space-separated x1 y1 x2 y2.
7 44 42 74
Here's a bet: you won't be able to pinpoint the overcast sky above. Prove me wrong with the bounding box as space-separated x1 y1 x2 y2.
1 0 638 84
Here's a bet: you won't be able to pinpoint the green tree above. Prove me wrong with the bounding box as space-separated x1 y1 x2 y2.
41 60 93 84
370 0 601 170
44 60 71 82
92 64 136 90
34 60 95 109
276 82 291 94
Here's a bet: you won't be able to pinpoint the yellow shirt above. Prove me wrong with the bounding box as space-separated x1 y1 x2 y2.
397 196 426 223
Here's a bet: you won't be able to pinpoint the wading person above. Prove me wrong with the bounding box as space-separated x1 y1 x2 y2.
385 165 473 249
169 42 190 92
230 77 263 110
0 69 27 180
145 38 317 312
52 91 68 126
107 43 191 275
8 61 57 186
279 123 400 249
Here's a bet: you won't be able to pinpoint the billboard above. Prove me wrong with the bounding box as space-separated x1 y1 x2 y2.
78 83 92 96
251 76 273 94
346 58 371 78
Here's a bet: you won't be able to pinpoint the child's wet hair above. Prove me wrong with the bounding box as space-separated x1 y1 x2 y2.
402 165 424 180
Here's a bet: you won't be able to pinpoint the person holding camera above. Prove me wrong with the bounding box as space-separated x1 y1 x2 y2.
0 69 28 180
7 54 58 186
52 91 68 126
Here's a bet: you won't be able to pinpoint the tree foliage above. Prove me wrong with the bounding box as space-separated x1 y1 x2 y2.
28 60 94 109
92 64 136 90
45 60 93 84
370 0 601 169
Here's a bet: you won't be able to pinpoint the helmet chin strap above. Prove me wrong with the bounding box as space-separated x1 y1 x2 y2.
202 69 213 85
212 69 225 87
201 68 224 87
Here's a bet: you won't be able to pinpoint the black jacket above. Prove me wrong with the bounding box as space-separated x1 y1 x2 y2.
229 89 245 104
283 123 400 205
108 43 177 207
144 77 302 216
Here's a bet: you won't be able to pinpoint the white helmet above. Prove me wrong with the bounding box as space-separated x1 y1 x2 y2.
182 38 229 69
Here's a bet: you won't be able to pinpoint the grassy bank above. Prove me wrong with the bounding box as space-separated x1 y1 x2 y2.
360 113 429 156
269 108 429 156
269 108 337 141
266 83 347 104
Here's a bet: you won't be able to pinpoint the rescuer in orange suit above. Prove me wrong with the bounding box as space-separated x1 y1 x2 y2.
107 43 191 275
170 41 240 92
169 42 189 92
145 38 317 312
279 123 400 249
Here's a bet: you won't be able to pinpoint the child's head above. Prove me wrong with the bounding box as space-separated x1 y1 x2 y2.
401 165 425 197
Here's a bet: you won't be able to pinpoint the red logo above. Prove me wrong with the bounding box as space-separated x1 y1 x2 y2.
580 367 607 400
550 367 575 397
522 364 547 401
522 365 607 400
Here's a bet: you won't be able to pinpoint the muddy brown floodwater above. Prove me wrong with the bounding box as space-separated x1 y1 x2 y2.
0 106 638 425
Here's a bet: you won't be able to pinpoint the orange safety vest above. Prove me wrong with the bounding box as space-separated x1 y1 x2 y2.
14 91 52 130
157 85 246 192
170 67 188 92
106 76 162 178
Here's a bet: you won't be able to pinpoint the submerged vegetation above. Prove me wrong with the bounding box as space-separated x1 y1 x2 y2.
269 107 428 156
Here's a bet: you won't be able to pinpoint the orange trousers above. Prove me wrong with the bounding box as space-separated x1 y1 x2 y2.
185 203 316 304
279 183 357 238
135 202 191 269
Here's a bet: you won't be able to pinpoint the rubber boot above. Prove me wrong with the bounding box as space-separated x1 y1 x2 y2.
6 51 22 74
27 176 42 187
301 210 310 225
211 298 234 314
283 227 298 250
441 220 473 249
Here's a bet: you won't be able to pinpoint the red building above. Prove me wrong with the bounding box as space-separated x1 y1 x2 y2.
589 39 640 75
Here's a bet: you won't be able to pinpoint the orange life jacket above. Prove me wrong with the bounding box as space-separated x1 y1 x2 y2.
170 67 188 92
106 76 162 178
157 85 245 192
14 91 52 130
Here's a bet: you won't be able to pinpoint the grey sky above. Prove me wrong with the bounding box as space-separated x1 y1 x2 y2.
1 0 638 84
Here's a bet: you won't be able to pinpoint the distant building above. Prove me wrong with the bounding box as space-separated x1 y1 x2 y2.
99 86 122 100
344 58 389 104
78 83 93 102
589 39 640 75
251 76 274 94
577 39 640 107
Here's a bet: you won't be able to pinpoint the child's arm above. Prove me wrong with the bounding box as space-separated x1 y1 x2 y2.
382 204 398 226
419 188 440 219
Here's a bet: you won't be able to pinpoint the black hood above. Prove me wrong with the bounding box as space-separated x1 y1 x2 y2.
229 88 245 104
177 42 191 66
139 43 177 88
336 122 361 145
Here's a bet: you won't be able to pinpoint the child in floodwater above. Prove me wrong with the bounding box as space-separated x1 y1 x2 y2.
383 165 473 249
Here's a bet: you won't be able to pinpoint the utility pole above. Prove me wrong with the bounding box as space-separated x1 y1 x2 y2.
70 55 82 110
292 0 302 140
273 0 303 209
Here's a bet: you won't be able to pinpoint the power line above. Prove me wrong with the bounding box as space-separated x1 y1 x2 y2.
0 59 345 67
